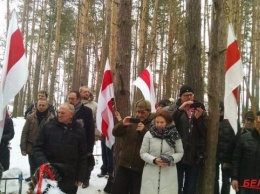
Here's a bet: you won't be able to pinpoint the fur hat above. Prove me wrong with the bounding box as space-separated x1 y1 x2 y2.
179 85 194 97
136 100 151 111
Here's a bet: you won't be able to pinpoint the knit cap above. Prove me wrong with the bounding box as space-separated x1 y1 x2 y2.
179 85 194 97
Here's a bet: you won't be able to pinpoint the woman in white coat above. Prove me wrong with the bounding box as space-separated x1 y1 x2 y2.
140 108 184 194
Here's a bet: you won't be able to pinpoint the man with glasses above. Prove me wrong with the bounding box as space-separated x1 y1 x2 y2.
110 100 155 194
67 91 95 188
172 85 207 194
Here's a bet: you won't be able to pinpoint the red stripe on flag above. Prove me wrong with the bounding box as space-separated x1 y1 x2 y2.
7 29 25 74
226 41 240 72
101 118 109 138
102 100 114 139
139 69 151 89
101 70 113 91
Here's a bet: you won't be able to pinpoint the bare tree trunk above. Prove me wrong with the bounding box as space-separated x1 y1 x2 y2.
200 0 227 193
165 0 176 98
26 1 36 109
113 0 132 175
145 0 159 66
137 0 148 72
33 1 46 100
109 0 118 71
49 0 62 104
185 0 203 102
96 0 112 96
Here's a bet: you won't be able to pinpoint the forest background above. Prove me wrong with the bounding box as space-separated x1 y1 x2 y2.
0 0 260 193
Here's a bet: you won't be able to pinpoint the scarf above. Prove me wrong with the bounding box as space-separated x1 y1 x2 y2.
74 102 82 112
149 123 181 148
36 109 49 124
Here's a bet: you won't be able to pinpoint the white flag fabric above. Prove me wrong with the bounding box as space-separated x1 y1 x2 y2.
224 24 244 133
0 11 28 142
132 65 156 112
96 62 115 149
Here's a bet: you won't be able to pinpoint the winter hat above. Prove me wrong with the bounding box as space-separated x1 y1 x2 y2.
136 99 151 111
179 85 194 97
244 111 255 120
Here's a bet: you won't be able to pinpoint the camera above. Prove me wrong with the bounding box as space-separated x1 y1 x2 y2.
129 118 141 123
190 102 203 109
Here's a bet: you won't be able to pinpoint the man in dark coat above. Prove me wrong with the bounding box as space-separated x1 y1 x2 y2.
67 91 95 189
172 85 207 194
231 123 260 193
33 103 88 194
110 100 155 194
214 102 235 194
0 114 14 171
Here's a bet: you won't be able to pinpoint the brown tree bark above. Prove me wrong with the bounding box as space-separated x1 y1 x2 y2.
72 0 90 90
199 0 226 193
49 0 62 104
185 0 203 102
113 0 132 175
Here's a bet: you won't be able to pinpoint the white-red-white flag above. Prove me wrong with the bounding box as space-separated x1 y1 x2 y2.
96 61 115 149
0 11 28 142
224 24 244 133
132 65 156 112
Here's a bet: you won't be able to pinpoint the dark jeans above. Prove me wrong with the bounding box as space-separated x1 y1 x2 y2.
214 162 231 194
28 154 37 177
85 155 95 182
110 166 142 194
100 138 113 174
0 145 10 171
177 163 199 194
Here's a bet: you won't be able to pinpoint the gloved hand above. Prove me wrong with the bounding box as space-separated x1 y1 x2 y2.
160 154 174 166
49 165 62 182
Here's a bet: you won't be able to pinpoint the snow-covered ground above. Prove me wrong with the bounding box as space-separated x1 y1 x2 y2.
1 117 107 194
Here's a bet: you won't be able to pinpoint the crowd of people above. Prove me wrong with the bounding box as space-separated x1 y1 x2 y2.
0 84 260 194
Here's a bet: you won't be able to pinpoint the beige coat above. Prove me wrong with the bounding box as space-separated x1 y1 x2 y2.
140 131 184 194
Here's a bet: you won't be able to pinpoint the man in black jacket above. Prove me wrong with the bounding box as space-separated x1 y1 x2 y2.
231 123 260 193
214 102 235 194
67 91 95 189
33 103 88 194
172 85 207 194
